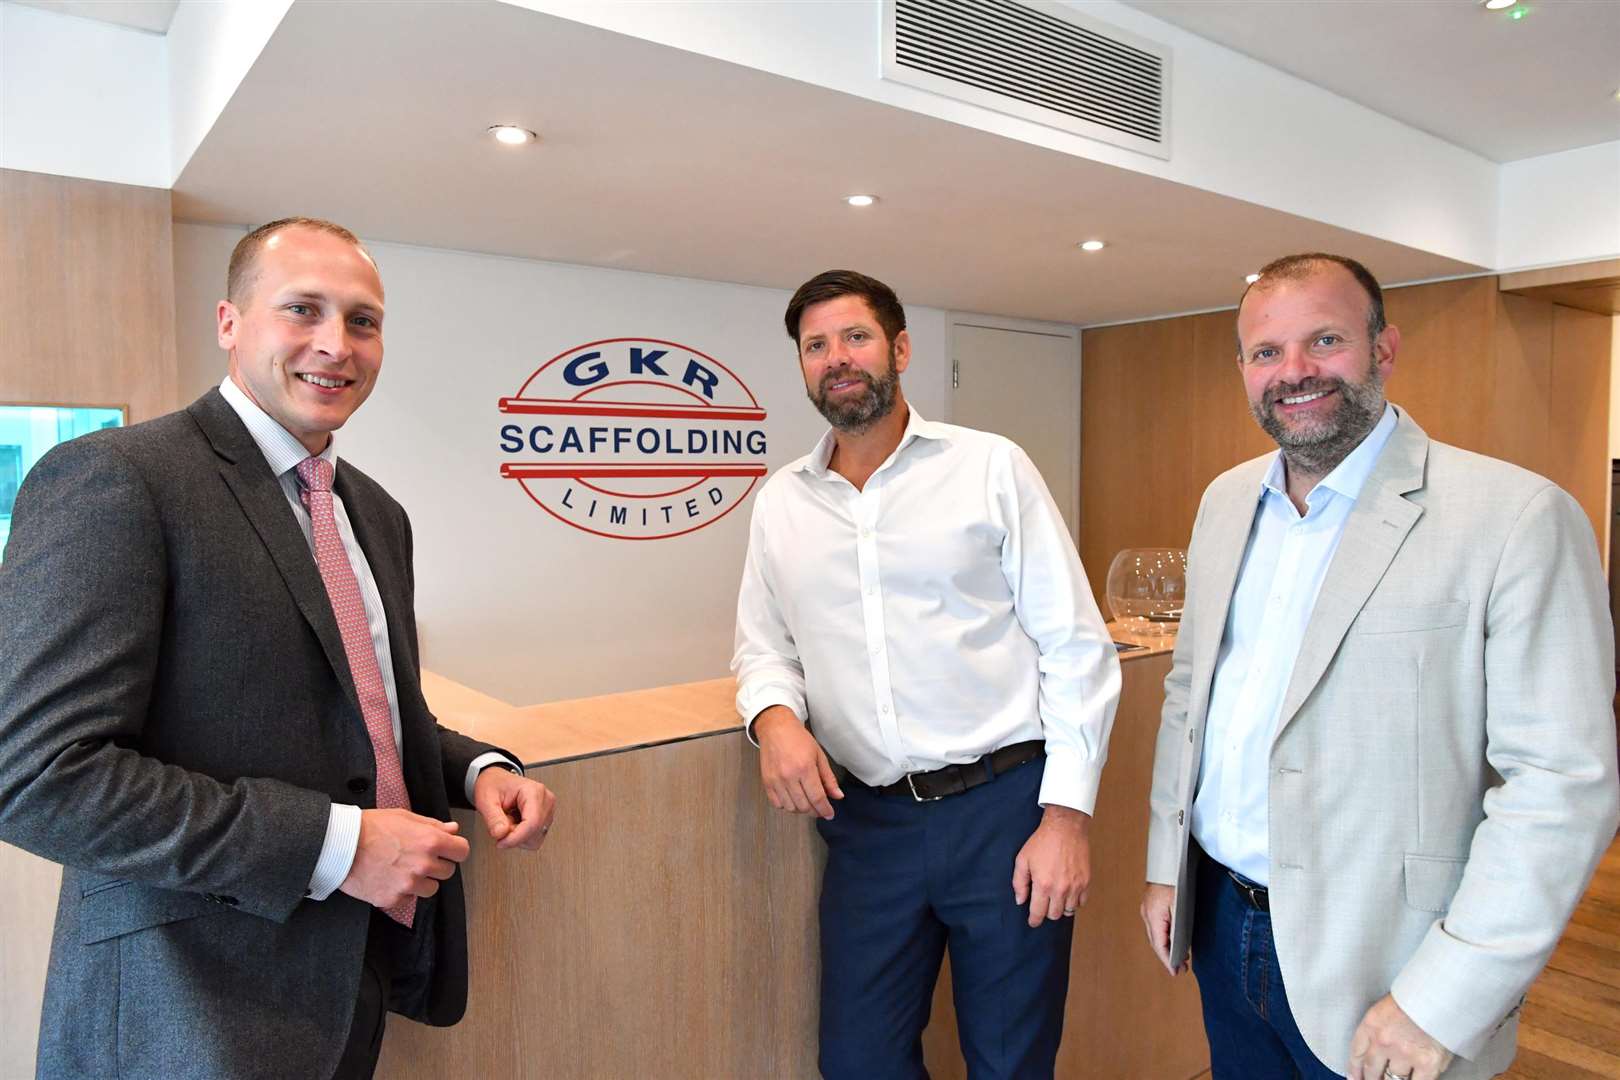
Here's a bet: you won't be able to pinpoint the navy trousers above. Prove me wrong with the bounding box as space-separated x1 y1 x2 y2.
816 757 1073 1080
1191 849 1340 1080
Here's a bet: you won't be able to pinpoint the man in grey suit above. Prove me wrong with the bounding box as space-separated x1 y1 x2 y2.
0 217 558 1079
1141 253 1618 1080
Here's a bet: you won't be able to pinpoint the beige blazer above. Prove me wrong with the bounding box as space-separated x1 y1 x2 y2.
1146 407 1619 1078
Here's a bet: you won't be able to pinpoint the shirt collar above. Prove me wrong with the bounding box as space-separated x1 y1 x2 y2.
218 376 338 480
1260 403 1398 506
796 404 951 478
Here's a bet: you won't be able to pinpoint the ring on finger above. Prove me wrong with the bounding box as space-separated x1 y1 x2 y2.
1383 1069 1411 1080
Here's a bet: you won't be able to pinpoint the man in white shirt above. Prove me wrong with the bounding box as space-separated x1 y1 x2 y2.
1141 253 1617 1080
733 269 1121 1077
0 218 557 1080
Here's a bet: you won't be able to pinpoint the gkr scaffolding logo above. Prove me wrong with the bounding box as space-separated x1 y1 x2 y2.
499 338 769 540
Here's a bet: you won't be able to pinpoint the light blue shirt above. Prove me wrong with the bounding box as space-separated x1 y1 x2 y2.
1191 404 1398 885
219 378 510 900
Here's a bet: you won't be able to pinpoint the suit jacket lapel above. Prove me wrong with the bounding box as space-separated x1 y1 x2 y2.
333 467 415 700
334 468 437 783
1273 411 1428 741
188 390 363 717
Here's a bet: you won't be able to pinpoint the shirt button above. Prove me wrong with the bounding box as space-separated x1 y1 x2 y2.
880 704 890 715
866 586 876 596
871 645 882 656
860 528 872 539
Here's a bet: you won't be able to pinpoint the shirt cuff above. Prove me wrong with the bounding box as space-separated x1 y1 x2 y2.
464 751 521 804
1036 745 1104 817
737 690 805 748
307 802 362 900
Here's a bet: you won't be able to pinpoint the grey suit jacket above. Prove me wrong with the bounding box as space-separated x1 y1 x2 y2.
1146 407 1619 1077
0 390 517 1079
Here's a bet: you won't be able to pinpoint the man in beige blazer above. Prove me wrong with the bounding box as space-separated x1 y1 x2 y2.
1141 252 1618 1080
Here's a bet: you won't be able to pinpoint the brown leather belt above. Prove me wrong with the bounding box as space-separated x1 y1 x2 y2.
854 740 1045 802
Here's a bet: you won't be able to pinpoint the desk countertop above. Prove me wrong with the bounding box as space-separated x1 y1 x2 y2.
423 623 1176 769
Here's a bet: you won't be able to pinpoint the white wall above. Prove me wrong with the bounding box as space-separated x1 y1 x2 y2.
166 0 292 184
174 223 959 705
0 1 169 187
1498 140 1620 271
513 0 1500 268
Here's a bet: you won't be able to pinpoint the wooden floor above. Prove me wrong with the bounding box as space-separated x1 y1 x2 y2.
1502 833 1620 1079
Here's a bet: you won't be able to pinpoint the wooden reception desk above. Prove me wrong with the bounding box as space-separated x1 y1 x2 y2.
377 634 1208 1079
0 634 1207 1078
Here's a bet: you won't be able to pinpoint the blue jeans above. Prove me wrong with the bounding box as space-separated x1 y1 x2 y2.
1192 850 1341 1080
815 757 1072 1080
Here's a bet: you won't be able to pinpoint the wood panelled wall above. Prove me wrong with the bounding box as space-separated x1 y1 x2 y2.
0 169 180 1077
1079 277 1614 611
0 168 179 422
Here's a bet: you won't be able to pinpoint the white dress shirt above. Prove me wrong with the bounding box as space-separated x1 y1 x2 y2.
732 407 1120 813
219 378 510 899
1192 404 1398 884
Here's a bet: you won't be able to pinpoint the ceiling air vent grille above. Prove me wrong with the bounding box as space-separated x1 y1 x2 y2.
882 0 1171 159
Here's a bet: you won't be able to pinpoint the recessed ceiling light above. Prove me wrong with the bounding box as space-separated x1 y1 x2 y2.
488 125 537 146
1481 0 1515 9
845 194 878 207
1079 240 1106 252
1245 273 1262 284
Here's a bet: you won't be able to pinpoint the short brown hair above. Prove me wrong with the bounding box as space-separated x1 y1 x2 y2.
1237 252 1386 348
784 270 906 346
226 217 374 304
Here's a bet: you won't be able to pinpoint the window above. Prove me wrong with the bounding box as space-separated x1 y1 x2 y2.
0 405 125 562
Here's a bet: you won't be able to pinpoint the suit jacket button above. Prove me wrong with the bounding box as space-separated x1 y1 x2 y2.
219 895 239 906
347 777 369 794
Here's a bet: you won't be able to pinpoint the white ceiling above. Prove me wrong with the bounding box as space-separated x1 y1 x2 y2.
11 0 176 33
171 0 1479 328
1123 0 1620 163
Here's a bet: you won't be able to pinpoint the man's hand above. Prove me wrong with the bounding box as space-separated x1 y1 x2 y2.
339 808 470 910
1140 883 1187 974
1012 805 1091 927
755 706 843 819
1348 995 1455 1080
473 767 557 850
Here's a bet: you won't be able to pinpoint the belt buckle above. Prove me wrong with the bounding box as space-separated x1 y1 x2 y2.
905 772 945 803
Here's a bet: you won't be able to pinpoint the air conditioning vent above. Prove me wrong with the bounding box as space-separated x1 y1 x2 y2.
882 0 1171 159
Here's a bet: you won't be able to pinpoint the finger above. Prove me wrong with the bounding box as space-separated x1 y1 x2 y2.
765 786 784 810
415 876 441 899
786 781 814 815
425 857 458 881
1027 883 1050 928
431 832 471 862
801 773 835 820
816 752 844 801
497 785 548 848
1047 889 1067 923
1012 855 1031 904
514 799 556 850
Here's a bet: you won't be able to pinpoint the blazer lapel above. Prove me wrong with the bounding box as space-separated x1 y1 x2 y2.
188 390 362 717
1273 411 1429 741
1191 458 1272 718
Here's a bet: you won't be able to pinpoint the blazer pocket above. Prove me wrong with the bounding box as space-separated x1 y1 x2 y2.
1352 600 1469 636
1403 853 1468 913
78 881 233 945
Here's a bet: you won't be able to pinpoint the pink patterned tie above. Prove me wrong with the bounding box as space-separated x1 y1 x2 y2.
298 456 415 927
